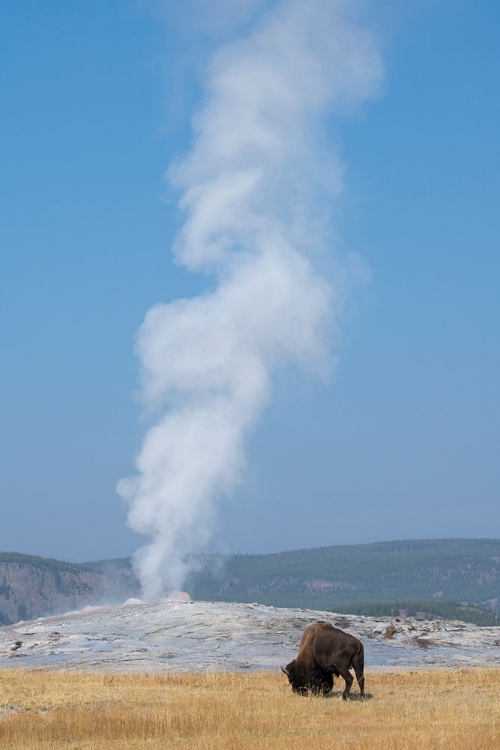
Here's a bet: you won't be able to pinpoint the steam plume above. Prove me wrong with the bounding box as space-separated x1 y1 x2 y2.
117 0 383 601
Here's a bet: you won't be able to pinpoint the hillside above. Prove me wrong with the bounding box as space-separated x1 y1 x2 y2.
0 539 499 626
0 553 139 625
186 538 500 612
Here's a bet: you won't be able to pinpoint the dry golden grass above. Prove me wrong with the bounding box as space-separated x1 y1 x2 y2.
0 667 499 749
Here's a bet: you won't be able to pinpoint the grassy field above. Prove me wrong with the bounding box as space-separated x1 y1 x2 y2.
0 668 499 749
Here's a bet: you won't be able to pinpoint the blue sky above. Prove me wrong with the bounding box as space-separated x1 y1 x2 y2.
1 1 498 565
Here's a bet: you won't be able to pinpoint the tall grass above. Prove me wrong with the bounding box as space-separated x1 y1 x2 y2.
0 668 498 749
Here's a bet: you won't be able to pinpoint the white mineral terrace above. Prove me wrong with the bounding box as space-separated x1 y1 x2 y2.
0 600 498 673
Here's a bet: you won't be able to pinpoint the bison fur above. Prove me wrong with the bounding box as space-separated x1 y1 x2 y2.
281 621 365 700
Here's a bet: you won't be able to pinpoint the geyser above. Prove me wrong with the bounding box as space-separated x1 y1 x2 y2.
117 0 383 601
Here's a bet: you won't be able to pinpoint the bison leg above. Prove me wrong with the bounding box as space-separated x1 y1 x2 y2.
352 648 365 697
334 666 353 700
309 666 333 696
354 668 365 697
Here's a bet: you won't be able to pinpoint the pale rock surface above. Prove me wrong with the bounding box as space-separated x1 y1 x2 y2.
0 600 498 673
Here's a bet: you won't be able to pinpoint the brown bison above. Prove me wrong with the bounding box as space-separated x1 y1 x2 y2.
281 621 365 700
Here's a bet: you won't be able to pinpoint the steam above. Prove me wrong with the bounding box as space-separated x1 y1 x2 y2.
117 0 383 601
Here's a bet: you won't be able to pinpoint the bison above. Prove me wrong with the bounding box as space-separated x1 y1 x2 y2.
281 621 365 700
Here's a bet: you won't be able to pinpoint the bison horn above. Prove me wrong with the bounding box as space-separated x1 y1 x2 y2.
281 665 289 676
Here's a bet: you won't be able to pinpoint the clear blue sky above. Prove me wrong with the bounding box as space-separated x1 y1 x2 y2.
1 1 498 564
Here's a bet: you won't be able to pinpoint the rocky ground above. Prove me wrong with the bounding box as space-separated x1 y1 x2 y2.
0 599 499 673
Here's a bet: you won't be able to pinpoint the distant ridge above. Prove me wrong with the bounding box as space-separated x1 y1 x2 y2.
0 539 499 626
185 538 500 613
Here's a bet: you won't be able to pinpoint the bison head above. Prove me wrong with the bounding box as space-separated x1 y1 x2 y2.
281 661 333 696
281 660 308 695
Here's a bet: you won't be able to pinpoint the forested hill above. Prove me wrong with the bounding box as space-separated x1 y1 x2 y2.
0 539 499 626
186 538 500 612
